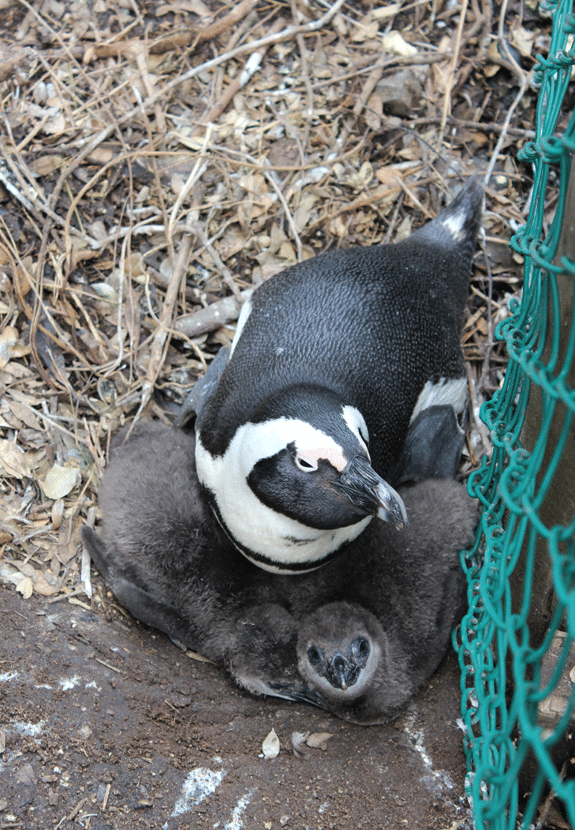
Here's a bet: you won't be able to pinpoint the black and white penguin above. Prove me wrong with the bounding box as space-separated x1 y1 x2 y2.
83 421 477 723
179 176 483 573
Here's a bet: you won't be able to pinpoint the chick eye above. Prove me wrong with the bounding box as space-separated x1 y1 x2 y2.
295 455 318 472
353 637 370 659
307 646 321 665
358 638 370 656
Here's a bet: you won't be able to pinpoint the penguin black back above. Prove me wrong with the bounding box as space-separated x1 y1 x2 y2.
197 177 483 478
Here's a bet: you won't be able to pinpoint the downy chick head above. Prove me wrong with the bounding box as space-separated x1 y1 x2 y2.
196 385 407 574
297 601 385 701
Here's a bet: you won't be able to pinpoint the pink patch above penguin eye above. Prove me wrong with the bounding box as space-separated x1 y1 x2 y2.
295 447 347 473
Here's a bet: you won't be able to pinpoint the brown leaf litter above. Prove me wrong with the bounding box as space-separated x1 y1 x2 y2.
0 0 556 612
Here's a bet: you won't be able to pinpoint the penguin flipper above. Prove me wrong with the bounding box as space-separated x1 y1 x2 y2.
82 525 115 584
82 526 200 650
266 682 330 710
233 664 329 708
395 405 466 483
174 347 230 428
408 565 467 689
227 603 328 709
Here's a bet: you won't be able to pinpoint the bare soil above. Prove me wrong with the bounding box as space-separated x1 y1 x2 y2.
0 581 472 830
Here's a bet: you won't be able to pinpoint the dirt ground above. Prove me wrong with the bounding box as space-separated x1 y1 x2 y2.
0 580 472 830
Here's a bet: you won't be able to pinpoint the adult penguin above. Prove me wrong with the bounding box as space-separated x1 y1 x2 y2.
177 176 483 573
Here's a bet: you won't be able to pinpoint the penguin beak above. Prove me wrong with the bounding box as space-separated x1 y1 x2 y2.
336 455 408 530
327 653 359 691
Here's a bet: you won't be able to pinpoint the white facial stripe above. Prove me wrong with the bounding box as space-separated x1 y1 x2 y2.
341 405 370 454
196 424 372 570
410 377 467 423
230 418 348 478
229 296 252 358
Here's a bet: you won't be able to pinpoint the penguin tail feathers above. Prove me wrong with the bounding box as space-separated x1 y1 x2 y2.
81 525 111 581
414 173 484 250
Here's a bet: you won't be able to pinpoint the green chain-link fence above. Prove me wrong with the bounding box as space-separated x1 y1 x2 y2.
455 1 575 826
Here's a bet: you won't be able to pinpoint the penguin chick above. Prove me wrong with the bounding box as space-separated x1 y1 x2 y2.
297 602 414 725
296 478 476 678
299 602 383 697
285 479 476 724
182 176 483 573
227 603 324 708
83 421 477 723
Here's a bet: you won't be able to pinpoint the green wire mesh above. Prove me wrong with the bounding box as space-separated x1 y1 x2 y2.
455 1 575 827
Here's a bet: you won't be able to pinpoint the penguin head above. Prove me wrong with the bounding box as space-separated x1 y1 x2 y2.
245 387 407 531
297 602 384 700
196 385 407 573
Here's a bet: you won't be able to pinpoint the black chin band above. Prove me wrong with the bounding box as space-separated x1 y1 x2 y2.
232 529 343 573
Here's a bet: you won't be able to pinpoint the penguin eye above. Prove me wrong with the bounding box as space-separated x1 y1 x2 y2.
307 646 322 665
295 455 318 473
354 637 370 658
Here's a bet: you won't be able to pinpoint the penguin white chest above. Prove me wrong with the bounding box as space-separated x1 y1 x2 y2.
195 420 372 573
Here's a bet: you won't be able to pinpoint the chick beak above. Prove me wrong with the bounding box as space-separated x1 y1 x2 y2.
327 654 359 691
337 454 408 530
